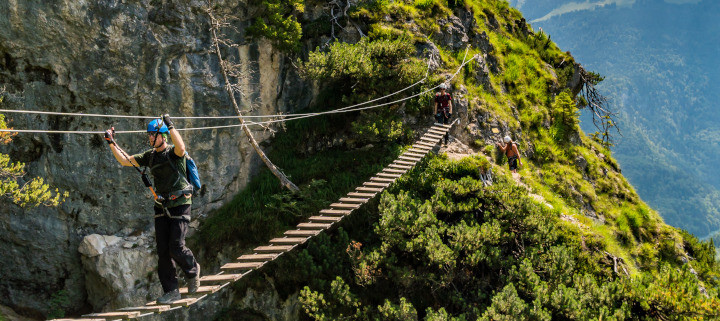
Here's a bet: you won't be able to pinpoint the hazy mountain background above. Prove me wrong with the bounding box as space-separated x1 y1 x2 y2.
508 0 720 238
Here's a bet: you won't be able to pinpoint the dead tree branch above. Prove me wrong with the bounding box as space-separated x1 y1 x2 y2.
579 70 621 147
206 2 299 191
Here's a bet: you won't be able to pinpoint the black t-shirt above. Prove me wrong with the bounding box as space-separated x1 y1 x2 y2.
133 145 192 208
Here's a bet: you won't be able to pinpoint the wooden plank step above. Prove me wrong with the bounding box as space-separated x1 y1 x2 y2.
347 192 375 198
338 197 369 203
54 319 105 321
377 172 402 178
199 273 243 283
255 245 294 252
412 143 433 149
370 177 395 183
118 305 171 313
270 237 308 244
298 222 333 229
394 160 416 166
384 168 407 174
415 142 436 148
356 187 384 192
407 148 428 154
166 298 198 308
180 285 220 295
81 312 140 320
221 262 264 270
428 129 446 134
388 164 412 170
329 203 360 209
404 152 425 158
421 136 440 142
424 133 444 139
398 156 421 162
285 229 322 236
320 208 353 215
308 216 343 222
364 182 390 188
238 254 278 261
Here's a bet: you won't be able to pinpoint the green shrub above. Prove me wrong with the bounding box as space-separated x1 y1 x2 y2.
300 36 425 104
247 0 304 52
47 290 69 319
550 90 579 144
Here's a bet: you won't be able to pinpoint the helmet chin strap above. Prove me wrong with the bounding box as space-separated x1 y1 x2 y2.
152 133 167 150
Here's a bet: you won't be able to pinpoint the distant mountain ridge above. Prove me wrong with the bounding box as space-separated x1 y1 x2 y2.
509 0 720 237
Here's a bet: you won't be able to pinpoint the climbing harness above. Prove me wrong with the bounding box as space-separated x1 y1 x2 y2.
143 119 191 219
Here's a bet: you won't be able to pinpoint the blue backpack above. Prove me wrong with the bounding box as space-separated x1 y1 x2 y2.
167 151 202 194
185 153 202 193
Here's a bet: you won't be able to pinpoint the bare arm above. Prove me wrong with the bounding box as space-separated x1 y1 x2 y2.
513 144 522 165
162 114 186 157
108 142 139 167
169 127 186 157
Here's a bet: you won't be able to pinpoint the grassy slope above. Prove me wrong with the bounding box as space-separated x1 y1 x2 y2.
198 0 719 319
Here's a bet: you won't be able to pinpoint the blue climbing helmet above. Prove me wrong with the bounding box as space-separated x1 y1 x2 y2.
147 119 169 133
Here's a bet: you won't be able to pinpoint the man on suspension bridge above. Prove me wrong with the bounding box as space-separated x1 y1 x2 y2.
434 83 453 144
104 114 200 304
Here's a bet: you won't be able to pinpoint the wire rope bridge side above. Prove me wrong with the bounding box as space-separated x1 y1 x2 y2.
51 121 458 321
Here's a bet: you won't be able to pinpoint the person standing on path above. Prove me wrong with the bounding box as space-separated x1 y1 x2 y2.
497 135 522 174
434 83 453 144
104 114 200 304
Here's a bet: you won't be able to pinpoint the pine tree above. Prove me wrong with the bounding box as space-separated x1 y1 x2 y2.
551 90 579 143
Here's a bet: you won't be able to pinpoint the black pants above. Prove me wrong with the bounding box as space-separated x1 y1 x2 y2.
508 156 518 171
154 204 198 293
435 111 450 143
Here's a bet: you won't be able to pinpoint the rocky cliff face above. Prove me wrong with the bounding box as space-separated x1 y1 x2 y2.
0 0 313 317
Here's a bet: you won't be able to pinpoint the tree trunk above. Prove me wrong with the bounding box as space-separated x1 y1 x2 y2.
208 15 299 192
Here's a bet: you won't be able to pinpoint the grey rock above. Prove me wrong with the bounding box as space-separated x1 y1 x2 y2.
78 234 107 257
575 155 588 172
473 55 494 93
80 235 160 311
436 16 469 50
416 42 442 73
567 63 586 96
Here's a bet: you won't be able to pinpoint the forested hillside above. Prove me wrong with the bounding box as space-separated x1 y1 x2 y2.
192 0 720 319
508 0 720 238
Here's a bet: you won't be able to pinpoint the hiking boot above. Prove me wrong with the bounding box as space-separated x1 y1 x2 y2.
157 289 181 304
187 263 201 293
